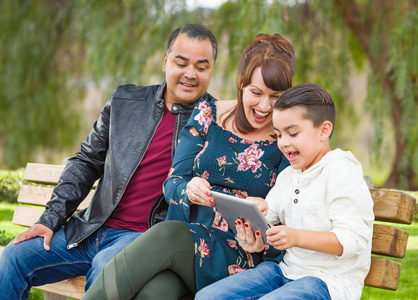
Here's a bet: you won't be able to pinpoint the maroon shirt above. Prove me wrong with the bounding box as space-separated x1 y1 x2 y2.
105 103 176 232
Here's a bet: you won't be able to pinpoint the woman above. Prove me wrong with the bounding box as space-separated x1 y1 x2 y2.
83 33 295 300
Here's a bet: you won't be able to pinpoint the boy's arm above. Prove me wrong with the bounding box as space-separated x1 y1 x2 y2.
266 225 343 256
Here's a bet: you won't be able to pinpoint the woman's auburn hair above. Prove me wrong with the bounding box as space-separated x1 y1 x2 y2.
223 33 295 134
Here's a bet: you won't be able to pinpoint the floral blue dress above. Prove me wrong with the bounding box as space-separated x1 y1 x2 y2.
163 96 289 291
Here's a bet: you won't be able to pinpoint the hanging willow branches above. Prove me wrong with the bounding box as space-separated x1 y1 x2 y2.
0 0 416 189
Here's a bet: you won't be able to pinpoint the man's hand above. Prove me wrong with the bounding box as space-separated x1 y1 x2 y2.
12 224 54 251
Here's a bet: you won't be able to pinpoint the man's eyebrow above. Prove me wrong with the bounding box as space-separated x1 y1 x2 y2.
175 55 210 64
175 55 189 61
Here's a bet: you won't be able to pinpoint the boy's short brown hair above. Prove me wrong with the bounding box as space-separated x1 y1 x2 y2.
274 83 336 137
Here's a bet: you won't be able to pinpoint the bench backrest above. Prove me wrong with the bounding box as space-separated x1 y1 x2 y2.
13 163 416 291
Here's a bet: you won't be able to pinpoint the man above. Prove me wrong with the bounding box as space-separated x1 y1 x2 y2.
0 24 217 299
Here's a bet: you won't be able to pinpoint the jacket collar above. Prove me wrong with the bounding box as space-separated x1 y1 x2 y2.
155 80 210 114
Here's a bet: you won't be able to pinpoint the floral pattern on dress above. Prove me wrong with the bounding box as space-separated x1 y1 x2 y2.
189 127 199 136
194 141 208 164
228 264 246 275
237 144 264 173
194 101 212 134
212 210 229 232
196 238 211 267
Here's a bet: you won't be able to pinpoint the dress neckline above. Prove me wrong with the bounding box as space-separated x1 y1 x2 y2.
208 97 275 146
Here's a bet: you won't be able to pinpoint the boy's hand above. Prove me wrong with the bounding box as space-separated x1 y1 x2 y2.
266 225 298 250
246 197 268 216
235 220 266 252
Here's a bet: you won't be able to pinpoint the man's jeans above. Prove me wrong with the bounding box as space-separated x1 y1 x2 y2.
195 261 331 300
0 226 142 300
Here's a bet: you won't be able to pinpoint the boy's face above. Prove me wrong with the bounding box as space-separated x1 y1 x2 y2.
272 106 330 172
163 33 215 109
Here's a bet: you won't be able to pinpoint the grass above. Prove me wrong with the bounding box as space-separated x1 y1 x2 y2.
1 191 417 299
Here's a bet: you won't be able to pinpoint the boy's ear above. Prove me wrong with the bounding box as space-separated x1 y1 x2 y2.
319 121 333 141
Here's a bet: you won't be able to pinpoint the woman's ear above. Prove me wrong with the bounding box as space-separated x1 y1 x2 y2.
319 121 333 141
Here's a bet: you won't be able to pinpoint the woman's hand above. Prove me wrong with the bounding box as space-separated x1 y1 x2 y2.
186 177 214 207
235 220 266 253
246 196 268 216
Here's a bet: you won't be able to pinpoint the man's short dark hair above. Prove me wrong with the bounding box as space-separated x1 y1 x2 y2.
166 24 218 62
274 83 336 137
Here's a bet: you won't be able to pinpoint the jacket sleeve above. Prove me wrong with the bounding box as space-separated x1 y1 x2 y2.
163 100 213 223
36 95 113 232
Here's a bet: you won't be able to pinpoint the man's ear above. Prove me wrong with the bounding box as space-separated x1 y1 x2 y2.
162 54 168 72
319 120 333 141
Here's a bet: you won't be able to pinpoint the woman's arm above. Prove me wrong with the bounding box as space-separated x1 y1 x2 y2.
163 99 215 222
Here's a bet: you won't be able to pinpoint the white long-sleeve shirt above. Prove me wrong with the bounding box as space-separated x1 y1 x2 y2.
266 149 374 300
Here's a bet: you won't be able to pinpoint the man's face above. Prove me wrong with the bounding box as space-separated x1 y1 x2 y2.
163 33 215 108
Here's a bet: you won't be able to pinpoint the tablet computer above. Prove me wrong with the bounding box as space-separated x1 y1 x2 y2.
211 191 269 241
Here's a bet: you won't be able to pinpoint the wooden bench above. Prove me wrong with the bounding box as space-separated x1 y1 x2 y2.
0 163 416 299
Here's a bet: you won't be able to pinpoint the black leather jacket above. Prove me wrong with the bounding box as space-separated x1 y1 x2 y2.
37 82 210 248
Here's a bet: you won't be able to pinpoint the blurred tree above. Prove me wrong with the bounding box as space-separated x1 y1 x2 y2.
0 0 195 168
0 0 416 189
211 0 417 190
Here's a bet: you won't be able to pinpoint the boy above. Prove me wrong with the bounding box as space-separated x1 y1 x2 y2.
195 83 374 300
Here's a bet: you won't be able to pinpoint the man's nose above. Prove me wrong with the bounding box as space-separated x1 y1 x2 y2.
184 65 197 79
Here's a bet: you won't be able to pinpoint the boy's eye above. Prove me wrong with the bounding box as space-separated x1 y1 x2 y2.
290 133 298 137
197 67 206 71
178 64 186 67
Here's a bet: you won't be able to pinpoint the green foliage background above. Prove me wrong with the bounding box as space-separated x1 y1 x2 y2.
0 0 416 189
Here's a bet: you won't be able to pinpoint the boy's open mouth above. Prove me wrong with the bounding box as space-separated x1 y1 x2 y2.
288 151 300 162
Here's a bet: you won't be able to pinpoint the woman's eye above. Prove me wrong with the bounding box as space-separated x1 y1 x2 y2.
252 91 261 96
290 133 298 137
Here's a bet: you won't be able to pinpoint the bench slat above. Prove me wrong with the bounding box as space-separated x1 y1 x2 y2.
364 256 401 290
371 189 416 224
35 276 86 299
17 185 93 211
23 163 65 185
371 224 409 258
12 206 44 227
23 163 98 187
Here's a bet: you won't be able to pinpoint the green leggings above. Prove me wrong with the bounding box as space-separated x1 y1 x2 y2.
82 221 196 300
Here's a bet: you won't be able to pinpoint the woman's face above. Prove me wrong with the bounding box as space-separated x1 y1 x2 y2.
242 66 283 131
